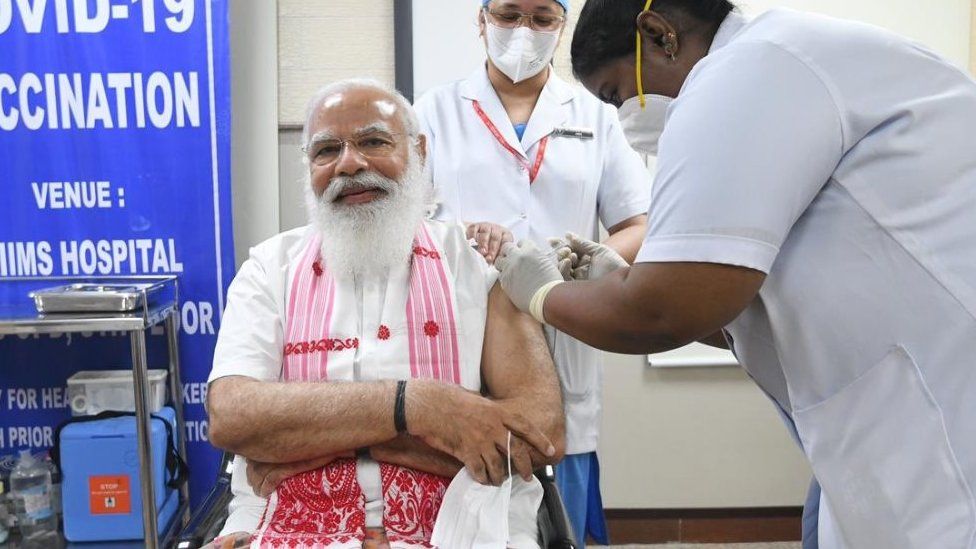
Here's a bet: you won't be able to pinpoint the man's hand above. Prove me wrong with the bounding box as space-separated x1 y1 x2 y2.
370 434 463 479
495 240 564 313
565 233 628 280
466 222 513 265
245 452 352 497
507 436 536 482
405 379 554 486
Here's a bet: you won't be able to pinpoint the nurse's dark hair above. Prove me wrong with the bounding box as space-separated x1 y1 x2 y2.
571 0 735 80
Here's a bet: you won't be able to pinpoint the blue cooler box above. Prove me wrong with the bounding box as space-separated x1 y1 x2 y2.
60 407 179 542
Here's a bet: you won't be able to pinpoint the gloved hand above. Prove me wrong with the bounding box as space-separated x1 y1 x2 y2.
495 239 564 315
548 237 576 281
565 233 628 280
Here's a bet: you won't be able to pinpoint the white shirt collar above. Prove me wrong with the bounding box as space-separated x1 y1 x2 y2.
707 10 750 55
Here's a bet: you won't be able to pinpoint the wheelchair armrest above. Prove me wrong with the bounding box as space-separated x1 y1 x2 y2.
535 465 578 549
177 453 236 549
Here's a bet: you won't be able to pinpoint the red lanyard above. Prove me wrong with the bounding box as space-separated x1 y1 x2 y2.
472 100 549 184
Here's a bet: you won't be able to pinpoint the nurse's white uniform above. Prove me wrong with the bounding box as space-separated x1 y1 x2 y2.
416 67 652 455
642 9 976 548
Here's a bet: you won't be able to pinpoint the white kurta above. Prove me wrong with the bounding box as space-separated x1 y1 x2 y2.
208 220 498 539
640 9 976 547
416 67 652 454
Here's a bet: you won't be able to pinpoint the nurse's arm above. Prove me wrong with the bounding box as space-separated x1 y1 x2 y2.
602 214 647 263
543 262 764 354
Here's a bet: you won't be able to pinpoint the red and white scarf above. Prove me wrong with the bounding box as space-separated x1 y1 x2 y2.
252 224 462 548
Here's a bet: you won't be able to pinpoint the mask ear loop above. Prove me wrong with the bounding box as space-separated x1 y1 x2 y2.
636 0 655 110
506 431 512 479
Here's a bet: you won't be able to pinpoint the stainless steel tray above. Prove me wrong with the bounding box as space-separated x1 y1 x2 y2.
30 282 165 313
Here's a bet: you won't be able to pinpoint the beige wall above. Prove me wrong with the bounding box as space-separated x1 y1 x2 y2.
230 0 280 268
278 0 395 127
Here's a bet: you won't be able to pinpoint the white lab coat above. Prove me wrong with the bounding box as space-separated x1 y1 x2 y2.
415 67 652 454
640 9 976 547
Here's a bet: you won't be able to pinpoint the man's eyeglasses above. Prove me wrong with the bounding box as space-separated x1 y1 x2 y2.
303 131 408 166
484 8 565 32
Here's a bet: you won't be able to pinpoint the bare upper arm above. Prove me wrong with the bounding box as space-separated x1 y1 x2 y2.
480 283 565 461
480 284 559 402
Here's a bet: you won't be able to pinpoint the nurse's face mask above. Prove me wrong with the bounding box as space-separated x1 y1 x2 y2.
618 94 670 156
483 6 565 83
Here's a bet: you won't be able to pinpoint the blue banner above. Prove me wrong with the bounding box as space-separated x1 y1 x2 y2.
0 0 232 511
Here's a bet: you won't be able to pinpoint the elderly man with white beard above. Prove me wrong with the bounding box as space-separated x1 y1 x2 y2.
204 79 566 549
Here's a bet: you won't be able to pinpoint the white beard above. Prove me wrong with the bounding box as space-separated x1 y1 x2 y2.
305 150 432 278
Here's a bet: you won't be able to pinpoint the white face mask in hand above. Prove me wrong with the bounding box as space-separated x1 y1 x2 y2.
485 22 560 84
431 433 544 548
617 94 672 156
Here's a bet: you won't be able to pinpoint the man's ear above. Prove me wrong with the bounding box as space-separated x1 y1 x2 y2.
416 133 428 163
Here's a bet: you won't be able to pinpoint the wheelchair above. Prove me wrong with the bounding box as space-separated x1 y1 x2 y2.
177 452 578 548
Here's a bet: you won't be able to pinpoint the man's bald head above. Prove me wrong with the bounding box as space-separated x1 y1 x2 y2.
301 79 419 153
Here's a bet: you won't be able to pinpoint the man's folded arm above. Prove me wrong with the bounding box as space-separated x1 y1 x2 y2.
208 371 554 483
208 376 401 463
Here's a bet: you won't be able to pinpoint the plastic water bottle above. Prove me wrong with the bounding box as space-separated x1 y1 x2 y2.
10 450 57 539
43 456 62 521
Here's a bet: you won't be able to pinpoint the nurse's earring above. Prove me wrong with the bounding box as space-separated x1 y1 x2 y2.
663 33 678 62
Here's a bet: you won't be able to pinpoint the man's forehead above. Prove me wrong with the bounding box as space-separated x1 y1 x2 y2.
309 88 404 135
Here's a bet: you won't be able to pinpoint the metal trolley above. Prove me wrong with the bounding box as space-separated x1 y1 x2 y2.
0 276 188 548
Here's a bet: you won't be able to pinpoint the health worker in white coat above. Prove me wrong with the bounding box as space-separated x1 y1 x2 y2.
414 0 652 544
494 0 976 547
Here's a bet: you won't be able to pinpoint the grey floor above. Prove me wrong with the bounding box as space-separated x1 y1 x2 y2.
596 544 801 549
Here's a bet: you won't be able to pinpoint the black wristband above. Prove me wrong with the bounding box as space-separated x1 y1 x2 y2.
394 380 408 434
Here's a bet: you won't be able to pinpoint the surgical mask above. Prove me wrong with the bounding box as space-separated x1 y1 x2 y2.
431 434 544 548
431 468 512 547
485 22 560 84
618 94 671 155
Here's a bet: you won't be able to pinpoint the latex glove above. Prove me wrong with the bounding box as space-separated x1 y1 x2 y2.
548 237 576 281
566 233 628 280
496 239 564 314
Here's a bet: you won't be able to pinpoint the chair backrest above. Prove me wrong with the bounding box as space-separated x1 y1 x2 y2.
536 464 578 549
176 452 235 549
